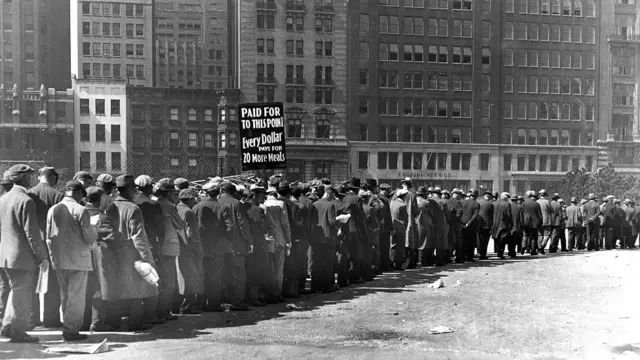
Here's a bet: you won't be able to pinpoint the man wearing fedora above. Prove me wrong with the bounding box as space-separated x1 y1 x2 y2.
460 189 479 262
0 165 48 342
28 166 64 328
390 188 409 271
263 183 291 301
493 192 513 259
376 184 393 272
537 190 553 254
477 190 494 259
96 174 116 212
310 185 340 293
601 195 617 250
583 193 601 251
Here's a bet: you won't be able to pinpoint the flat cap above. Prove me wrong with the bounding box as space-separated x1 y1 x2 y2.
379 183 391 190
155 178 174 192
396 188 409 197
73 171 93 181
0 170 11 185
605 195 615 201
320 178 331 185
416 186 428 196
38 166 58 178
96 173 115 184
85 186 105 202
202 181 219 192
65 180 86 193
571 197 578 204
115 174 134 188
178 188 196 200
134 175 154 188
587 193 597 200
7 164 35 178
250 184 266 192
174 177 189 190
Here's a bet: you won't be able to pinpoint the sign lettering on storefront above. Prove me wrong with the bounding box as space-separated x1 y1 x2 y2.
397 171 454 179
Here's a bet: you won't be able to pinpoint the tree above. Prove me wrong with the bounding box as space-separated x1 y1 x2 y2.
560 164 640 202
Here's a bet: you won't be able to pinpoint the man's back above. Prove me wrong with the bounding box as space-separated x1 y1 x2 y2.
193 198 225 257
28 182 64 234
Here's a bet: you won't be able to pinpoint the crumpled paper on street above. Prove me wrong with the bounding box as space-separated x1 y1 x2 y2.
286 303 305 311
427 279 444 289
44 339 109 354
452 280 462 287
428 326 455 334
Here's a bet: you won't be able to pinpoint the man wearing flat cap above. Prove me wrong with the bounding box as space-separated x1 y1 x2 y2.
27 166 64 328
621 199 636 249
565 197 582 251
583 193 601 251
46 180 97 341
0 170 12 195
0 164 48 342
245 184 276 305
73 171 93 190
549 194 563 253
176 189 203 314
174 178 190 191
460 189 479 263
112 175 157 331
522 191 542 255
537 190 553 254
96 174 116 212
193 181 227 311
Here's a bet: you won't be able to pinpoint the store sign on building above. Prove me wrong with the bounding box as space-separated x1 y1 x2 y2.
397 171 454 179
239 102 287 171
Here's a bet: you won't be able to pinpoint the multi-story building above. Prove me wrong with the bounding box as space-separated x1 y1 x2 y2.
0 85 74 173
236 0 349 182
348 0 601 193
70 0 154 87
153 0 230 89
127 87 241 179
73 78 128 174
598 0 640 172
0 0 71 90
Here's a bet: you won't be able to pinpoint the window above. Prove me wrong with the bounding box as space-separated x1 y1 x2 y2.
482 21 491 39
170 107 179 121
359 42 369 59
95 99 105 115
188 132 198 148
359 124 368 141
503 154 512 171
360 14 370 32
110 125 120 143
170 131 180 148
96 124 105 142
204 109 213 122
109 99 120 116
316 117 331 139
481 48 491 64
111 152 121 171
358 152 369 169
204 133 213 148
80 99 90 116
480 154 490 171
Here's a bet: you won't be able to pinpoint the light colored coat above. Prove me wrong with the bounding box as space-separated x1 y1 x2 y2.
46 197 97 271
262 195 291 249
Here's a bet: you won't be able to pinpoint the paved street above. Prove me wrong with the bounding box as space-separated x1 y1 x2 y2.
2 249 640 360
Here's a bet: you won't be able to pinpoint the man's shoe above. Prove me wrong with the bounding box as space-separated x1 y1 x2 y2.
0 325 10 338
11 334 39 343
89 324 117 332
63 333 88 342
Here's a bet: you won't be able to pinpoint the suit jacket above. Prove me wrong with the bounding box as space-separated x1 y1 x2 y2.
218 193 252 255
177 203 202 255
46 196 97 271
133 193 165 254
390 197 407 246
583 200 601 225
565 204 582 228
492 198 512 238
446 198 463 229
263 196 292 248
601 202 617 228
28 182 64 236
510 202 524 234
85 203 119 301
538 198 553 226
193 198 226 258
312 197 338 247
157 197 185 257
0 186 48 270
522 198 542 229
425 198 448 249
477 198 494 231
416 196 433 250
461 198 480 229
550 201 562 227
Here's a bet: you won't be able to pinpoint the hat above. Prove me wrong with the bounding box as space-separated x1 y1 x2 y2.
277 181 291 193
538 189 548 196
517 195 524 201
202 181 220 192
268 174 282 186
7 164 35 179
155 178 174 192
559 198 565 204
115 174 134 188
178 188 196 200
396 188 409 197
134 175 154 188
1 171 11 185
174 178 189 190
266 186 278 194
433 187 442 195
484 190 493 196
96 173 115 184
401 177 412 188
365 178 378 188
571 197 578 204
320 178 331 185
501 192 511 198
605 195 615 201
452 188 464 195
587 193 596 200
85 186 105 203
220 181 236 194
65 180 86 193
73 171 93 181
348 177 361 190
441 189 450 196
334 184 348 196
250 184 265 192
37 166 58 178
580 199 588 205
624 198 631 204
552 193 560 200
379 183 391 190
416 186 428 196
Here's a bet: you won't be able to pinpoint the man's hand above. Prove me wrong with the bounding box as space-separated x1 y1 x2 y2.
248 245 254 254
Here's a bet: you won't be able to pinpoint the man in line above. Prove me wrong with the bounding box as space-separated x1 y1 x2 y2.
537 190 553 254
477 190 494 259
583 193 601 251
46 180 97 341
460 189 479 262
376 184 393 272
263 185 291 302
310 185 339 293
28 166 63 328
565 198 583 251
176 189 203 314
493 192 513 259
96 174 116 212
549 194 563 253
0 165 48 343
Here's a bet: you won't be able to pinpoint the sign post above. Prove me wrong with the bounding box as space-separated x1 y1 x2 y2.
238 102 287 172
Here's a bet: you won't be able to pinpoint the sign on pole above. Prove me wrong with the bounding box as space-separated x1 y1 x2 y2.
238 102 287 171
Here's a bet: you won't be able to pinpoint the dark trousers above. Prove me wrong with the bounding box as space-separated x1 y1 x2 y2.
223 254 247 305
309 243 335 292
522 227 538 254
335 240 350 286
157 255 177 318
2 268 36 338
390 231 405 270
567 228 579 250
402 248 418 269
603 227 614 249
0 270 9 320
623 226 634 248
549 227 566 252
477 229 491 257
420 248 448 266
496 230 514 258
461 227 477 261
31 266 60 326
295 239 310 292
120 298 144 330
586 223 601 250
178 249 203 312
378 230 392 271
203 256 224 309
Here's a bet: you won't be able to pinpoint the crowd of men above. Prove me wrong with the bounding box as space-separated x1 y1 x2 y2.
0 164 637 343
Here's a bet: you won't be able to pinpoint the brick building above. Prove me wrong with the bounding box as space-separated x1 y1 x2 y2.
236 0 349 182
348 0 601 193
0 85 74 173
0 0 71 90
127 87 241 179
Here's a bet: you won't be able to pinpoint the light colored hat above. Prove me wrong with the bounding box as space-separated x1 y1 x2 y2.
134 175 154 188
396 189 409 197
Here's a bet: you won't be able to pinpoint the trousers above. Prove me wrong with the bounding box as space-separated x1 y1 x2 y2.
223 254 246 305
460 227 477 261
271 246 286 296
2 268 36 338
157 255 177 318
309 243 335 292
477 229 491 257
32 265 60 326
203 256 224 309
56 270 88 335
586 223 600 250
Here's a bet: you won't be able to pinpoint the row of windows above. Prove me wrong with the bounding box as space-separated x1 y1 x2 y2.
371 98 477 118
131 106 218 123
257 86 334 105
132 130 235 149
79 98 120 117
375 43 490 64
81 22 145 38
79 151 122 172
81 42 144 58
362 14 493 39
504 0 596 17
504 153 594 173
255 39 333 57
0 101 68 121
257 13 333 32
256 64 334 82
505 22 596 43
285 116 333 139
79 124 120 143
379 0 473 11
377 125 475 143
81 63 144 80
503 101 595 121
360 151 480 171
503 128 594 146
503 49 595 70
504 76 595 95
81 2 145 18
375 71 477 91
